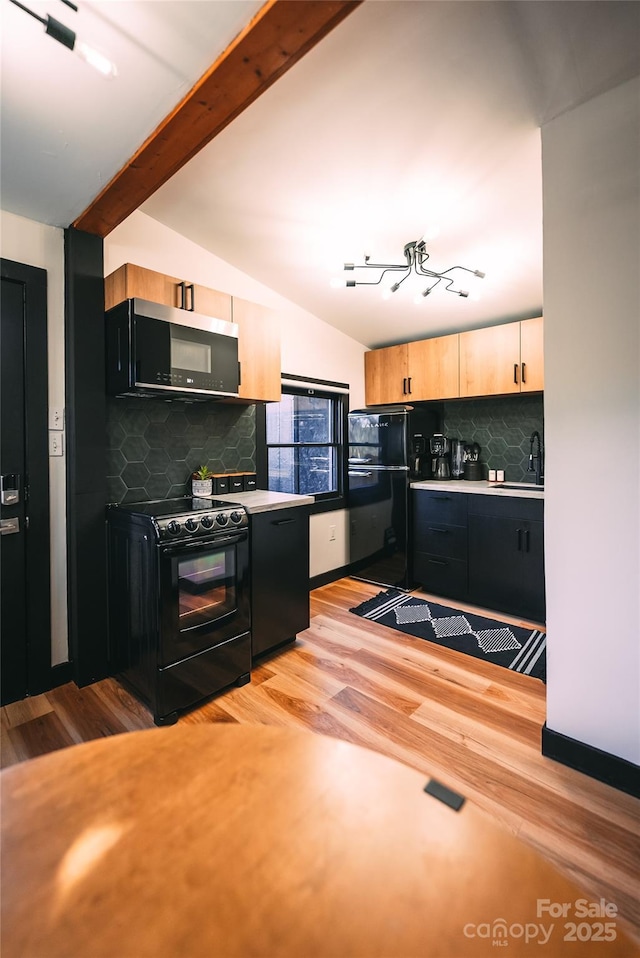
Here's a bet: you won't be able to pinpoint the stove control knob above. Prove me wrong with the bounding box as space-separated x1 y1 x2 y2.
201 515 214 529
229 511 243 524
167 520 181 536
185 518 198 533
216 512 229 526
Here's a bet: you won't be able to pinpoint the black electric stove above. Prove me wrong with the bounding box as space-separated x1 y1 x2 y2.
111 496 248 542
107 496 251 725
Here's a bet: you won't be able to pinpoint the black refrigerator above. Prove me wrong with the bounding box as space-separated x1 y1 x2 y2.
348 405 441 590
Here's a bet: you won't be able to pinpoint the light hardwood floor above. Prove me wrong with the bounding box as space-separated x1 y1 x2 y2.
2 577 639 941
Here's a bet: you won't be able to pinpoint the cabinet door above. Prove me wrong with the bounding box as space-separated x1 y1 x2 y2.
520 317 544 392
468 514 522 612
407 334 459 400
105 263 183 310
519 519 545 622
459 323 521 397
232 297 281 402
364 344 408 405
251 508 310 658
468 514 545 621
191 284 232 322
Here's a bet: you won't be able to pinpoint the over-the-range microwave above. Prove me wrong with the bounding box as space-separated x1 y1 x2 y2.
106 298 240 400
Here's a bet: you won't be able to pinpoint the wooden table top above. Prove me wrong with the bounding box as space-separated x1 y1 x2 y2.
1 724 637 958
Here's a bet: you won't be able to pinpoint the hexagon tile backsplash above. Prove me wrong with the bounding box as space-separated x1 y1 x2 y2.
106 398 256 503
442 394 544 482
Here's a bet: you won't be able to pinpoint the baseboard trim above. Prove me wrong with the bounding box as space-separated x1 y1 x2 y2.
310 565 352 590
542 724 639 798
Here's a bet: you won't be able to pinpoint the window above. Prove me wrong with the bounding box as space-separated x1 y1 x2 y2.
259 381 348 511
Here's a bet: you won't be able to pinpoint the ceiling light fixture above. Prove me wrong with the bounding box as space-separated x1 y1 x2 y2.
9 0 117 78
334 239 485 299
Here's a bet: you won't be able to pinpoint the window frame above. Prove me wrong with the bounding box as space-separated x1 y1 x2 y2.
256 379 349 514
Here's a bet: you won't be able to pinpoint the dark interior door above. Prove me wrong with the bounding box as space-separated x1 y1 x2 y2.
1 277 28 703
1 260 51 705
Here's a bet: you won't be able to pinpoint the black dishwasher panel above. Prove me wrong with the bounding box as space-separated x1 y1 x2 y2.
250 507 310 660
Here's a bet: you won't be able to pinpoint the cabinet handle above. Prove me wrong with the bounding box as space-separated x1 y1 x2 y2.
427 558 448 566
432 495 451 501
524 528 530 552
272 518 296 526
516 528 523 551
428 527 450 534
186 283 195 311
513 363 519 385
177 281 186 309
407 376 412 394
521 362 526 384
402 377 407 395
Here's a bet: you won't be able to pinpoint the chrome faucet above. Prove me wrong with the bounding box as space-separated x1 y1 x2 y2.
528 431 544 485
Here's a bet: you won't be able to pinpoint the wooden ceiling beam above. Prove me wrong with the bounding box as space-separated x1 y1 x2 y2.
73 0 362 237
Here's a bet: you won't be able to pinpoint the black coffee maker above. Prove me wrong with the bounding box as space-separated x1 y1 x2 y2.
409 435 428 479
429 434 451 480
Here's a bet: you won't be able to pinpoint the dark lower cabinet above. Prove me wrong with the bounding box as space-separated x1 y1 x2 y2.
468 496 545 623
413 488 545 623
250 506 310 660
412 490 468 601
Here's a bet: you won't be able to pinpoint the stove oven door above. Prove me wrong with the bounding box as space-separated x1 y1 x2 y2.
158 529 250 667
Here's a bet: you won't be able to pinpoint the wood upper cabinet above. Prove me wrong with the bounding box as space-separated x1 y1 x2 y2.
519 316 544 392
105 263 231 320
104 264 282 402
364 344 408 405
459 317 543 398
232 297 281 403
365 334 459 405
408 335 459 400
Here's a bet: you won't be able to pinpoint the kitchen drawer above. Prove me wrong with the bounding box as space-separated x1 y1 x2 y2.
413 522 467 560
414 490 468 527
468 494 543 521
413 553 467 600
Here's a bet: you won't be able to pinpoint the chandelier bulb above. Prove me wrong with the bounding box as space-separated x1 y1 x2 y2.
343 263 355 271
459 290 469 298
474 270 486 279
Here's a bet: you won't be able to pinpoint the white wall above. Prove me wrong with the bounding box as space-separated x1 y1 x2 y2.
542 78 640 765
0 210 68 665
105 211 367 577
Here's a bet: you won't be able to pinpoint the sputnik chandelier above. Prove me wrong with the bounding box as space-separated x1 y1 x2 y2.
337 238 485 300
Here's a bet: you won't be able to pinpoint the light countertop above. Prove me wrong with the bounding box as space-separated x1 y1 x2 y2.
207 490 314 514
410 479 544 500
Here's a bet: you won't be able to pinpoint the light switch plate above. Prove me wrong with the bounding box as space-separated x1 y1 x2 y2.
49 432 64 456
49 406 64 430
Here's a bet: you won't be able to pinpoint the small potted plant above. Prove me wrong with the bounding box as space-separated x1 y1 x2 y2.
192 465 214 497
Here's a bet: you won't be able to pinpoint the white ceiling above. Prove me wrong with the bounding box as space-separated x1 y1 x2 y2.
0 0 264 225
2 1 639 349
